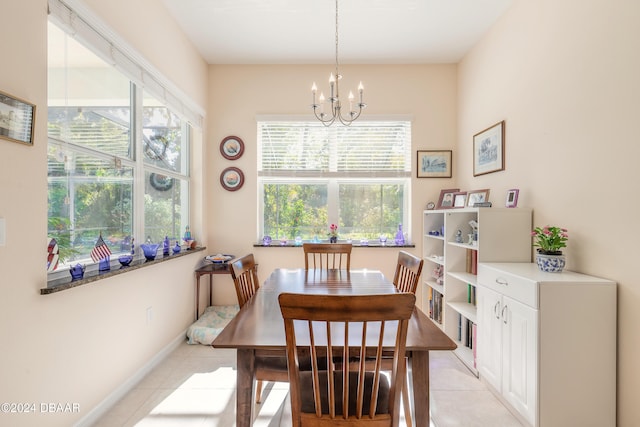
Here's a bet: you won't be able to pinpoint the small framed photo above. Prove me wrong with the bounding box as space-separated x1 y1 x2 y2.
505 189 519 208
0 90 36 146
417 150 452 178
473 121 504 176
467 189 490 207
437 188 460 209
220 135 244 160
220 167 244 191
453 192 467 208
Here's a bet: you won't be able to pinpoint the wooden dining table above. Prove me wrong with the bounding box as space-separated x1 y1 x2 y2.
211 268 457 427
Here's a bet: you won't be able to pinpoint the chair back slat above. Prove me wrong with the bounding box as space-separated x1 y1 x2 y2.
303 243 352 271
392 251 424 294
229 254 260 307
279 292 415 427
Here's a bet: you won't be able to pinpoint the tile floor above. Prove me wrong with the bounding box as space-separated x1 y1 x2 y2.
92 340 524 427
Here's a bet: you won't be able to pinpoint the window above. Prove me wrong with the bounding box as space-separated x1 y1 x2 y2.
47 15 192 267
258 120 411 241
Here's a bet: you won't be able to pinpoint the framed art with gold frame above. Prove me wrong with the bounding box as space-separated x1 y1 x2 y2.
417 150 452 178
0 90 35 146
473 121 504 176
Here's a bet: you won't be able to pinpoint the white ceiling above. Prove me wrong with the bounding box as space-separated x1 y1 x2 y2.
161 0 514 65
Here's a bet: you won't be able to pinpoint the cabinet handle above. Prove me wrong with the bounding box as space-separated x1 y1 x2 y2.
493 301 501 319
502 305 508 324
495 277 508 286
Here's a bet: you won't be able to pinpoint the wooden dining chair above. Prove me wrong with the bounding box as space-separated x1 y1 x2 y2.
279 292 416 427
229 254 289 404
391 250 424 427
303 243 352 271
393 250 424 295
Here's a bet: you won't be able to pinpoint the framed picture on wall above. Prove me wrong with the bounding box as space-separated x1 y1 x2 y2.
0 90 35 146
220 167 244 191
473 121 505 176
417 150 452 178
220 136 244 160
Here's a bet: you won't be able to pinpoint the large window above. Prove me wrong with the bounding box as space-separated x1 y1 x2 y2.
47 19 191 267
258 120 411 241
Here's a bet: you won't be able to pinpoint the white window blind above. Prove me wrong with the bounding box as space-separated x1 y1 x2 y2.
48 0 204 128
259 120 412 177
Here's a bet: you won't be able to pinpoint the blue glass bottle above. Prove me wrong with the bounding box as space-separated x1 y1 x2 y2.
163 236 170 256
395 224 405 246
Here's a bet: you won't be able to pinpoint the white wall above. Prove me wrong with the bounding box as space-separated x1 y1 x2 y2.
5 0 637 425
458 0 640 425
205 64 458 305
0 1 208 426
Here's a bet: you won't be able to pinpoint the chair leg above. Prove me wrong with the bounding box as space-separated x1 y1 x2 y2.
402 380 413 427
256 380 264 404
403 359 413 427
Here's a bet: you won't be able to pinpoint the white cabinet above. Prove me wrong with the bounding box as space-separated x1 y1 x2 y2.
421 208 532 374
478 285 537 423
477 263 617 427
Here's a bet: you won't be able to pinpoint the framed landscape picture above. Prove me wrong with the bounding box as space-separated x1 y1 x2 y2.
417 150 452 178
473 121 504 176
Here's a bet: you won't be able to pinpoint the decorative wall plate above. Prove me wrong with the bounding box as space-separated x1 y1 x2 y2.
220 167 244 191
220 136 244 160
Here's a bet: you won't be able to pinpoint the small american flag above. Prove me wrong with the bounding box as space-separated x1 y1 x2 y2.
91 234 112 262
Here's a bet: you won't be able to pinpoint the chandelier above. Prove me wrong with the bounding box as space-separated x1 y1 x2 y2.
311 0 366 126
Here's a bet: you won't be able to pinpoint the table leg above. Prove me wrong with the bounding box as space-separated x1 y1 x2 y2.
195 274 201 320
209 274 213 307
237 348 256 427
410 350 430 427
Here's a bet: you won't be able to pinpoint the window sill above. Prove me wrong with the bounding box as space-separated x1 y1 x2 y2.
41 247 206 295
253 242 415 248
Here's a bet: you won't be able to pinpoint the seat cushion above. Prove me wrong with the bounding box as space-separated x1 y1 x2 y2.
299 370 390 416
186 305 239 345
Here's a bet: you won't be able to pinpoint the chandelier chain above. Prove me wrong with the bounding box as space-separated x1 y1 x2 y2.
335 0 339 80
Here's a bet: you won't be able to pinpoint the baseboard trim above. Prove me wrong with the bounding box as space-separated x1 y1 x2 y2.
73 331 188 427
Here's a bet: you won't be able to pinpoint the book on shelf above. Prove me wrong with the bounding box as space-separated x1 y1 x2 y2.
472 322 477 368
467 283 476 306
466 249 478 274
428 287 443 324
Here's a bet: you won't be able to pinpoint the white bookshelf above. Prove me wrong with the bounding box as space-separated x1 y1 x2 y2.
422 207 532 374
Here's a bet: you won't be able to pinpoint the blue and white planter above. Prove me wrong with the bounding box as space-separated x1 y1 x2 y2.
536 253 566 273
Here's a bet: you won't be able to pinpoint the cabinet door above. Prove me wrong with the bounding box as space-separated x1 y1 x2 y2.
477 286 502 391
502 296 538 426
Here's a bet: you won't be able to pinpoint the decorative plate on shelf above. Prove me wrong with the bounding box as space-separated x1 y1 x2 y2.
220 136 244 160
205 254 234 263
220 167 244 191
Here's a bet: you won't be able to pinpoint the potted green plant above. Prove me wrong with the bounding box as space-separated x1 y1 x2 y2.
531 226 568 272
